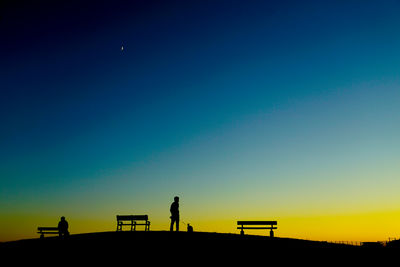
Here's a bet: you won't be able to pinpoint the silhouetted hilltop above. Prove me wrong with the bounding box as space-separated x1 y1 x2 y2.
2 230 352 249
1 231 395 264
387 238 400 248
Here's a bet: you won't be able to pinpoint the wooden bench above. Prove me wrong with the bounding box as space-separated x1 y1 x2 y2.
116 215 150 231
237 221 277 237
37 227 59 238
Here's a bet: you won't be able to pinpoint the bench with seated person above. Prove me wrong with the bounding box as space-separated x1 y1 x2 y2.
37 216 69 238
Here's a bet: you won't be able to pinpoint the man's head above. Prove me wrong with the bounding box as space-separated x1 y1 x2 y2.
174 196 179 202
61 216 65 221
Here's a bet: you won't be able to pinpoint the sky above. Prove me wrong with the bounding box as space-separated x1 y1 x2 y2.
1 0 400 242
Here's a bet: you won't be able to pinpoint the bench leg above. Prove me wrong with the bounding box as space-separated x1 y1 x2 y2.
240 226 244 235
270 229 274 238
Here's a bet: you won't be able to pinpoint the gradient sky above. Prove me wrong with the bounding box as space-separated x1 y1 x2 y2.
1 0 400 242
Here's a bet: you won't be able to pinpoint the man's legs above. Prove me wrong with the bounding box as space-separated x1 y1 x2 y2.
170 217 179 231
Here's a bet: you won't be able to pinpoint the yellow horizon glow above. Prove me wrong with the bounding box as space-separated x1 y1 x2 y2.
2 209 399 243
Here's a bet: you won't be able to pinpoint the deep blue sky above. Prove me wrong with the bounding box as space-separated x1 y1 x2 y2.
1 0 400 241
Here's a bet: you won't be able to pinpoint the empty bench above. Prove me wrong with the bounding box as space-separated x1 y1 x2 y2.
37 227 59 238
237 221 277 237
116 215 150 231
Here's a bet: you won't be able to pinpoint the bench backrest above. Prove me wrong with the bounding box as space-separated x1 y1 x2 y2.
117 215 148 221
38 227 59 231
237 221 277 226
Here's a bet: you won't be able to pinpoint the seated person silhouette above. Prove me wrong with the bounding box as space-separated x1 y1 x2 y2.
58 216 69 237
170 196 179 231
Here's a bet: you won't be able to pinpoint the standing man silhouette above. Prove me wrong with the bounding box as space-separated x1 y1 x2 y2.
170 196 180 231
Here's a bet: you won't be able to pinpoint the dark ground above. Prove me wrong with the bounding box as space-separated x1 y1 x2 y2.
1 231 397 264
